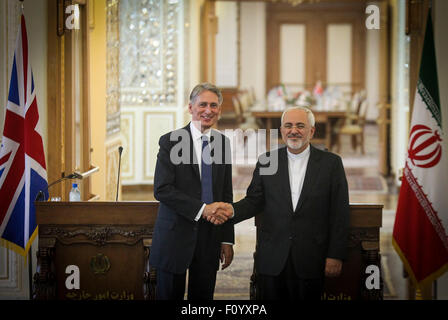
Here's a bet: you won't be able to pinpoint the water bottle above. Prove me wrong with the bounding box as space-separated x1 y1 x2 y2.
69 183 81 201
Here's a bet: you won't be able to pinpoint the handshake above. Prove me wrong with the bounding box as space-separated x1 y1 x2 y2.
202 202 233 225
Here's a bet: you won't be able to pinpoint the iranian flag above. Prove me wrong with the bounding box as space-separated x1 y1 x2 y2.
392 11 448 289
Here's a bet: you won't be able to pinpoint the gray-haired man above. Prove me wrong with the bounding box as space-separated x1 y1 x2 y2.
149 83 234 300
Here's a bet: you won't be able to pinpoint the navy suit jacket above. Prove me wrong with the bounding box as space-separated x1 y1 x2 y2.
233 145 349 279
149 124 234 274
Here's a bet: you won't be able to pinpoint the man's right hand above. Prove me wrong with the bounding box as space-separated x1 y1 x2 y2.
202 202 233 225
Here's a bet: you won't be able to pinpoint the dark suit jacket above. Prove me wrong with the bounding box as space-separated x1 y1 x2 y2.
233 145 349 279
149 123 234 274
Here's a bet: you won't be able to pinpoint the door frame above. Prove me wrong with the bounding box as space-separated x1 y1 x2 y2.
265 1 367 95
47 0 94 200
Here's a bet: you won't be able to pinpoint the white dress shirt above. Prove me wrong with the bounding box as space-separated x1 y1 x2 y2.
190 123 233 245
287 145 310 211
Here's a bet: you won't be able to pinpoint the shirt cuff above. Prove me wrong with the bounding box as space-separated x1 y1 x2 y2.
195 203 206 221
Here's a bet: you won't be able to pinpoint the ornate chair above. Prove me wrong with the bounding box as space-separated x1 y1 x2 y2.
232 93 259 131
334 99 369 154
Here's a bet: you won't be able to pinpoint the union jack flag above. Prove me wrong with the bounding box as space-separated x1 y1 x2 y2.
0 15 48 257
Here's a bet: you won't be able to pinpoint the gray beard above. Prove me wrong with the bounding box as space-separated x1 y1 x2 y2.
286 138 306 150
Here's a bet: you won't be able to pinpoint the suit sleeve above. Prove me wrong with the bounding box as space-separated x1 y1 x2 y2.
327 155 350 260
220 137 235 244
153 134 204 222
232 160 265 224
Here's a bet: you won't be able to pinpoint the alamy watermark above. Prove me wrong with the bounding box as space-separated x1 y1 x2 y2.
65 5 80 30
365 265 381 290
366 4 380 30
169 128 280 176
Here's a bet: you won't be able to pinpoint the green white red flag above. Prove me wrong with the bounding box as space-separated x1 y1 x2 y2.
392 11 448 288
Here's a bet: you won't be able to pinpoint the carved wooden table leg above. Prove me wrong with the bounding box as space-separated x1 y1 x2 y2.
143 238 156 300
33 238 56 300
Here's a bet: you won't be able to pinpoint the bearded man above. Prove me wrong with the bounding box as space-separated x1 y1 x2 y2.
229 106 350 300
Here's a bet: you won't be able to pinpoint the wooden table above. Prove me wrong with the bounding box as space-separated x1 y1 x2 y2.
252 109 346 150
34 201 159 300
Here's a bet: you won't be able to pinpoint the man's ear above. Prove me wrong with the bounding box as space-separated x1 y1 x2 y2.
310 126 316 139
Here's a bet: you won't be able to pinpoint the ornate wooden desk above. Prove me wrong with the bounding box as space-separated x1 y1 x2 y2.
33 201 158 300
34 202 382 300
250 203 384 300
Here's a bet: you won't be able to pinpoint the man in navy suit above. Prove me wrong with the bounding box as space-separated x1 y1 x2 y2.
209 106 350 300
149 83 234 300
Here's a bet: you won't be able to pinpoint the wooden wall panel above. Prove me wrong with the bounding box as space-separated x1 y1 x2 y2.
265 1 366 95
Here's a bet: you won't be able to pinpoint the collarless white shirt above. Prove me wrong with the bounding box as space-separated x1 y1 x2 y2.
287 145 311 212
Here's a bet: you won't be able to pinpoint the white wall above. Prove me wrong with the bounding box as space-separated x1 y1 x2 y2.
280 24 305 88
327 24 353 96
215 1 238 87
240 1 265 101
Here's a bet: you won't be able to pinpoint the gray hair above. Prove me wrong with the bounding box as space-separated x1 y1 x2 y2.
189 83 223 105
281 106 315 127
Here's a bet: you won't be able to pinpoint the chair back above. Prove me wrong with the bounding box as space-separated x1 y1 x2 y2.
358 100 368 126
250 87 257 105
232 96 243 123
350 92 360 113
238 92 251 113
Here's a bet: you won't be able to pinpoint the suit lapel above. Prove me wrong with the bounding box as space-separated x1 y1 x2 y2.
278 148 294 213
185 123 200 179
295 145 321 213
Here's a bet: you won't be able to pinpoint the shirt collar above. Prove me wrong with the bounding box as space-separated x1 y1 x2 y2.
190 122 212 141
287 144 310 160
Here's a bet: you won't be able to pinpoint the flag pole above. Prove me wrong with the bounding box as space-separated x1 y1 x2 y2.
28 246 33 299
428 0 436 302
433 280 437 300
18 0 32 299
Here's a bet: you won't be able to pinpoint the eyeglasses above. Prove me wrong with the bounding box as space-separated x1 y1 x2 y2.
282 123 306 130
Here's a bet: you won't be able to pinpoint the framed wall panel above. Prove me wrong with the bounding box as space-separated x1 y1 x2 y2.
280 24 306 90
143 112 176 182
121 112 135 181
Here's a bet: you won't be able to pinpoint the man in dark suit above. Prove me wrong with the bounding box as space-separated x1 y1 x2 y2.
210 106 349 300
149 83 234 300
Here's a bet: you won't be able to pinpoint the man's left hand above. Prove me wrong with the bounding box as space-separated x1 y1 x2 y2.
220 244 234 270
325 258 342 277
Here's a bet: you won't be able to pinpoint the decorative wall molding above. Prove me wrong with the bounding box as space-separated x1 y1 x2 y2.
106 0 120 136
143 112 175 181
119 0 186 185
106 139 123 200
121 112 134 180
